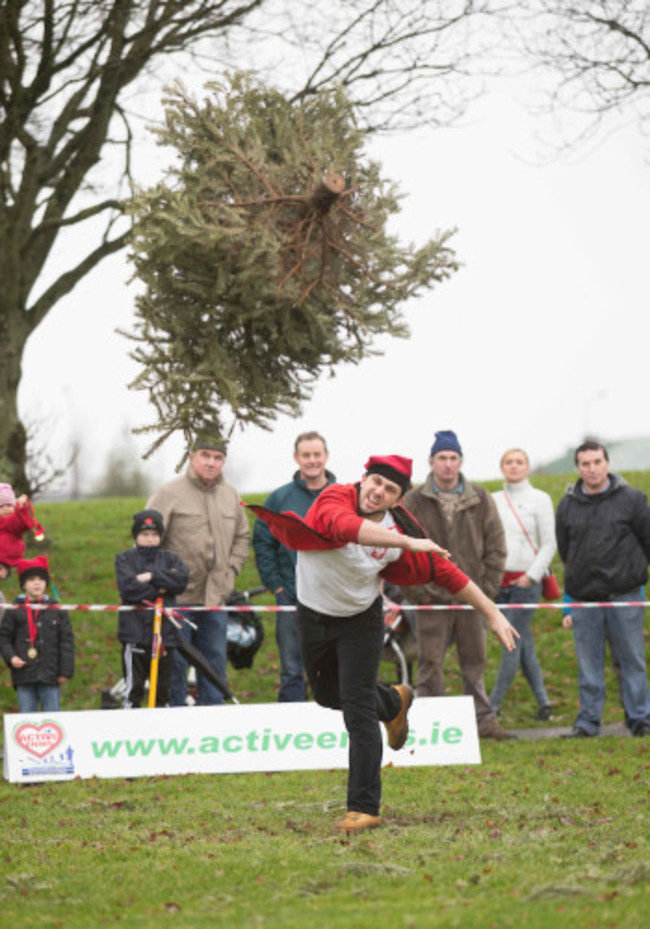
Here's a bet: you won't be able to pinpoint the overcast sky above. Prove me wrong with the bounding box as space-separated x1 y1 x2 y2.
20 82 650 496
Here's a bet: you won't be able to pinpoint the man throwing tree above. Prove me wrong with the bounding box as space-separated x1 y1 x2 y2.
249 455 517 835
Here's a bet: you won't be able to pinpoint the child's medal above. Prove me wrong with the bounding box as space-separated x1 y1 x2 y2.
26 602 38 660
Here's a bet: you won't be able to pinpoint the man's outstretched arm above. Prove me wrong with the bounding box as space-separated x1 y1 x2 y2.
456 579 519 652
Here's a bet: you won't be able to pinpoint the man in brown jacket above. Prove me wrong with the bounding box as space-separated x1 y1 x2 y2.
403 430 512 739
147 435 250 705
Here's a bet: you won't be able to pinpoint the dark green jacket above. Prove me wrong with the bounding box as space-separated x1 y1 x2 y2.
402 473 506 604
253 470 335 599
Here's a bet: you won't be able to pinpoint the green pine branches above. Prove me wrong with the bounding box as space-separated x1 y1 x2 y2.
126 73 458 456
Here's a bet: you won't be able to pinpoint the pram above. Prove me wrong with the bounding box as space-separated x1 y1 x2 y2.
381 583 418 686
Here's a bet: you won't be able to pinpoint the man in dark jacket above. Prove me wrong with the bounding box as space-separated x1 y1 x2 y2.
115 509 189 708
556 441 650 737
253 431 335 701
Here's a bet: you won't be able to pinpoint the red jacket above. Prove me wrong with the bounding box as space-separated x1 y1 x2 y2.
0 507 33 567
247 483 469 593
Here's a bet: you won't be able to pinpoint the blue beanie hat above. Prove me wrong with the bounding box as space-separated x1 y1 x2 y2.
430 430 462 457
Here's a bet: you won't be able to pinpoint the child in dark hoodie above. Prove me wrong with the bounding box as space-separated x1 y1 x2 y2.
115 509 189 708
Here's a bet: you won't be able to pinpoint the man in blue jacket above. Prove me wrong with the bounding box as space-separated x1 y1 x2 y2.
557 441 650 737
253 431 335 701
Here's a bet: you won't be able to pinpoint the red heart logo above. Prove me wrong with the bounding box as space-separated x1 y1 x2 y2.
14 722 64 758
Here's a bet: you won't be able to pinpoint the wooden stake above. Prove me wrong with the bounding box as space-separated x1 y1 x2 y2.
148 598 163 708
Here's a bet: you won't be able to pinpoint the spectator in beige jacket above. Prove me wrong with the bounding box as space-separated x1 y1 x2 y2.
147 435 250 705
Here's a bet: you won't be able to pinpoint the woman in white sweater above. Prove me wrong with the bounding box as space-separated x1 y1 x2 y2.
490 449 555 719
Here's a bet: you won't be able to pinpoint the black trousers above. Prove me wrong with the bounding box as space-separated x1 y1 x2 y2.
297 597 401 816
122 642 173 708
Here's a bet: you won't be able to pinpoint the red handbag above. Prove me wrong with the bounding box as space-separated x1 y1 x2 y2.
503 491 560 601
541 570 560 601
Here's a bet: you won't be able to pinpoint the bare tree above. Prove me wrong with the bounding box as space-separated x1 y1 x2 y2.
0 0 492 491
0 0 265 491
229 0 497 132
22 416 74 498
507 2 650 151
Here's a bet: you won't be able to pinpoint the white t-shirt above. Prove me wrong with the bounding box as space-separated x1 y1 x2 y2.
296 511 402 616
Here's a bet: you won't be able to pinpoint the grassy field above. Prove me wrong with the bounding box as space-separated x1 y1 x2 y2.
1 740 648 928
1 475 649 927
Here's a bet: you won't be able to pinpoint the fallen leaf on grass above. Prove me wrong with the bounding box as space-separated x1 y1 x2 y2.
149 829 175 842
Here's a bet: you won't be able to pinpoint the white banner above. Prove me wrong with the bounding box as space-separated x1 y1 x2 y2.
3 696 480 784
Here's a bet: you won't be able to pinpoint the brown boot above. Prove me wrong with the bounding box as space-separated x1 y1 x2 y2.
383 684 413 750
335 811 382 834
479 719 518 740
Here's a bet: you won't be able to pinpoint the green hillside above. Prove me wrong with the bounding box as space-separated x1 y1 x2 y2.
2 473 649 731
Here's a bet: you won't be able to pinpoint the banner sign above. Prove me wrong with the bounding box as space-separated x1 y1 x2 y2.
3 696 480 784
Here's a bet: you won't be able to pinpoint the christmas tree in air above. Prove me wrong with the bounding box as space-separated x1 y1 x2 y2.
126 73 458 458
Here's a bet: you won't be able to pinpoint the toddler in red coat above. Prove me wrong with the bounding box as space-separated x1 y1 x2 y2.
0 483 44 578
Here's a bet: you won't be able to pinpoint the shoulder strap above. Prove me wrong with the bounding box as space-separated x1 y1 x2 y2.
503 491 538 554
390 504 427 539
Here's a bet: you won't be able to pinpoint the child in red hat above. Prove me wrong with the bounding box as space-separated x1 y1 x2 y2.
0 483 45 572
0 556 74 713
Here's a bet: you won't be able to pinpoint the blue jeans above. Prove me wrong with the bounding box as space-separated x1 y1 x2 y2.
490 582 549 712
170 608 228 706
16 683 61 713
275 590 306 702
571 589 650 734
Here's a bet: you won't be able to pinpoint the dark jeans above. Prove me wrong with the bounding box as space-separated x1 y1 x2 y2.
297 597 401 816
170 608 228 706
275 589 306 702
122 642 173 708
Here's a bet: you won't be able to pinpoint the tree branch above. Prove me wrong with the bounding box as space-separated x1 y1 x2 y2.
28 230 130 330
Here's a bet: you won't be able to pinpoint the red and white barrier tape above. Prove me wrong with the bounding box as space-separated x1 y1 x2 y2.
9 600 650 612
